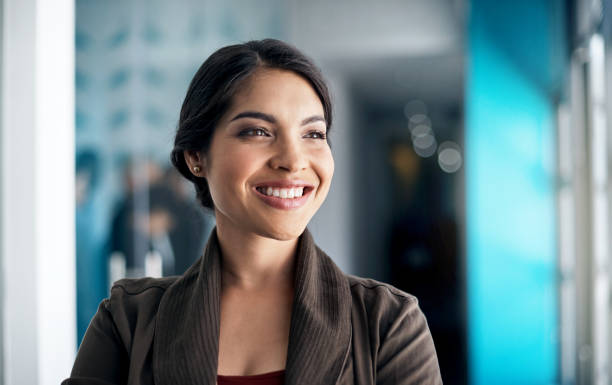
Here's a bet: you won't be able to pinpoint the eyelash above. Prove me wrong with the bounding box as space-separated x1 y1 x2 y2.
238 127 270 137
305 130 326 140
238 127 327 140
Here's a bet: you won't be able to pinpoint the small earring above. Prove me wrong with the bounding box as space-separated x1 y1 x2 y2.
193 166 201 174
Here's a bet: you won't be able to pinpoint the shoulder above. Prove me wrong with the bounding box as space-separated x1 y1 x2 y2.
347 274 418 308
67 276 182 380
106 276 179 343
345 274 426 344
109 276 178 309
111 276 177 296
346 274 443 383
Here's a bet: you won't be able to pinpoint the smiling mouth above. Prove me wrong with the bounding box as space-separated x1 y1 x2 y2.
255 186 314 199
252 185 315 210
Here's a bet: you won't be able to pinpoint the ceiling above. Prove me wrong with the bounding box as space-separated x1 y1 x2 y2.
288 0 465 107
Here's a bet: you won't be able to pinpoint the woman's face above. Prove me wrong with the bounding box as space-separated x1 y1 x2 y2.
202 68 334 240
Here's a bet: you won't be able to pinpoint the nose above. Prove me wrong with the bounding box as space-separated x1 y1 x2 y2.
268 136 307 173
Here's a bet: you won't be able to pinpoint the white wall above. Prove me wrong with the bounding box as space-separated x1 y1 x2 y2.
2 0 76 384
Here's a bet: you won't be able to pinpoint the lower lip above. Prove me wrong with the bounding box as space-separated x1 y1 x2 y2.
253 187 313 210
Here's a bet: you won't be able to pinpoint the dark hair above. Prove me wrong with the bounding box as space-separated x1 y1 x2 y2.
170 39 333 210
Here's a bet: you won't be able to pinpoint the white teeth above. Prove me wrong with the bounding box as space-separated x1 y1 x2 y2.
258 186 306 199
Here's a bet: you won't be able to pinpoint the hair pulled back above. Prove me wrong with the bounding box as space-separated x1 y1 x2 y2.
170 39 333 210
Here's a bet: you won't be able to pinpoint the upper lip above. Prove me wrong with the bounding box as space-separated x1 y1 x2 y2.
253 180 315 189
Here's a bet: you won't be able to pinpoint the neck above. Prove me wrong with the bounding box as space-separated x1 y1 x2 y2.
215 218 298 292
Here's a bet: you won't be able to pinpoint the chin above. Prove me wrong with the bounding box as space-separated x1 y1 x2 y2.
257 224 307 242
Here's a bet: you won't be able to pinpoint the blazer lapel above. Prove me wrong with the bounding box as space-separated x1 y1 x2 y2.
284 229 352 384
153 229 222 385
153 228 352 385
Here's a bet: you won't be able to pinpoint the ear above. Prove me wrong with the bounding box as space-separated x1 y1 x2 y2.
183 150 207 178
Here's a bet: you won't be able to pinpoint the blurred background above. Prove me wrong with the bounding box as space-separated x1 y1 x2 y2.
2 0 612 384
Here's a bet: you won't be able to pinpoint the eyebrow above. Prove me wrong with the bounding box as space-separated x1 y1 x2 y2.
229 111 326 126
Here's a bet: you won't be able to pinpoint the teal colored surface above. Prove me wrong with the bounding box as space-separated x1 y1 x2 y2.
466 1 560 384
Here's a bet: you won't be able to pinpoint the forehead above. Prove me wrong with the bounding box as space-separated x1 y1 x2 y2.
227 68 324 117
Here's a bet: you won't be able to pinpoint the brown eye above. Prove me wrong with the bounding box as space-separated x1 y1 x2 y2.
239 127 270 137
304 130 326 140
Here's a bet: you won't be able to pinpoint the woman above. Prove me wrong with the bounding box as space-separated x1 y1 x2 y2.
64 39 442 385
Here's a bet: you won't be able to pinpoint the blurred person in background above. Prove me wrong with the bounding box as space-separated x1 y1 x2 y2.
158 167 214 275
64 39 442 384
107 158 165 278
108 159 211 279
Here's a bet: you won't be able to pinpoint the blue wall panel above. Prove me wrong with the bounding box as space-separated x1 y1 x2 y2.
467 1 559 383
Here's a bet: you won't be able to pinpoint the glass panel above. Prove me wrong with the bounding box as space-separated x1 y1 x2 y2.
466 0 564 383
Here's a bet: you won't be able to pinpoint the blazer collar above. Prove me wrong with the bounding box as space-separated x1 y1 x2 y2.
153 227 352 385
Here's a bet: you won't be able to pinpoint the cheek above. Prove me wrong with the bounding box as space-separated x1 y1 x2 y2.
208 145 263 193
315 147 335 186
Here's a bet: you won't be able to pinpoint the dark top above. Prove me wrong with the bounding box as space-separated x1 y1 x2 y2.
217 369 285 385
63 228 443 385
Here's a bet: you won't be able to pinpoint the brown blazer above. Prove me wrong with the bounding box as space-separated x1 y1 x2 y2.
63 228 442 385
